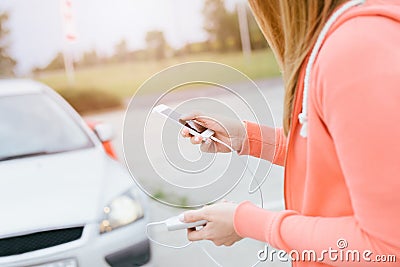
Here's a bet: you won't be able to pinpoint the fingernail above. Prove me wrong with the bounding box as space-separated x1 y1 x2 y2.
205 138 211 145
178 213 185 222
194 136 200 142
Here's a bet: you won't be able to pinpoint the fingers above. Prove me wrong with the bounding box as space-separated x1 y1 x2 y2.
180 113 212 129
181 128 202 144
181 128 191 138
183 208 208 223
200 138 216 153
224 240 235 247
187 227 207 242
180 129 215 150
187 226 235 246
190 135 203 145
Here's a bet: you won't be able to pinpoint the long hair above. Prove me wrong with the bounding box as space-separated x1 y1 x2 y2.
248 0 347 135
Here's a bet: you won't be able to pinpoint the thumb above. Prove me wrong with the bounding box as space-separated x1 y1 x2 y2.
183 208 208 223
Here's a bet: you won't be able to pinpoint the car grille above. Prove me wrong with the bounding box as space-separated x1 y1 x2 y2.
0 227 84 257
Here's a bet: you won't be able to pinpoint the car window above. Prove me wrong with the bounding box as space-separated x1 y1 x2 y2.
0 93 93 161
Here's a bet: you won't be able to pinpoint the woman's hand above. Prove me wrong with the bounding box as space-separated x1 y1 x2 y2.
180 113 246 153
182 201 242 246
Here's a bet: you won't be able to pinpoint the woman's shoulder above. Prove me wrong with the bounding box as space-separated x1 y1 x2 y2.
311 3 400 117
316 3 400 75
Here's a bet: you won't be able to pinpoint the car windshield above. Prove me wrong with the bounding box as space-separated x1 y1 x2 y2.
0 93 93 161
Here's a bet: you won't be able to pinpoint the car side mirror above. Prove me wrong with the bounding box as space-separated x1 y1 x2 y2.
94 123 114 142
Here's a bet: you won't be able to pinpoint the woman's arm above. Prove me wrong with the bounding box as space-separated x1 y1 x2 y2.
234 205 399 266
235 15 400 265
184 11 400 266
179 113 287 165
238 122 287 166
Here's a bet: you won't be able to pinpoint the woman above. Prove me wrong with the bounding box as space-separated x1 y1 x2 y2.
180 0 400 266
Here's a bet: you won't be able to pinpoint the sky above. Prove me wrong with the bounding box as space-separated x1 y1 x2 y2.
0 0 246 75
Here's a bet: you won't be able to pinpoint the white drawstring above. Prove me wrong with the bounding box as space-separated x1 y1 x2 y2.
299 0 365 137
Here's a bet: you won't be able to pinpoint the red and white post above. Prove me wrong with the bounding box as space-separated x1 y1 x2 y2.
60 0 77 86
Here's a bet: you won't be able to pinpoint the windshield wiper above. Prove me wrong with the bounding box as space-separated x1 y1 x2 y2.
0 151 51 161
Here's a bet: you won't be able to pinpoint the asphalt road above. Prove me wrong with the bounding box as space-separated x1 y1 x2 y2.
85 78 291 267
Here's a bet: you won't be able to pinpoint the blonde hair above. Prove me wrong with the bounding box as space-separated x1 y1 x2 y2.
248 0 347 135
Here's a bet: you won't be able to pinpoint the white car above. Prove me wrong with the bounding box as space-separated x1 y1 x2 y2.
0 80 151 267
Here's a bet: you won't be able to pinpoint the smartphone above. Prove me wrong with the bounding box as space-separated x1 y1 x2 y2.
152 104 215 139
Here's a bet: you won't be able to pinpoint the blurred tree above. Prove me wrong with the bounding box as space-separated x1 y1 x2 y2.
247 7 269 50
113 39 129 62
145 30 167 60
203 0 229 51
202 0 240 51
224 11 241 51
180 41 210 55
130 49 148 61
40 52 64 71
0 12 17 77
31 66 42 76
202 1 269 52
78 49 100 67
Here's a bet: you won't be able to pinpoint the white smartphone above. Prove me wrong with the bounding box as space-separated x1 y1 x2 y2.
152 104 215 139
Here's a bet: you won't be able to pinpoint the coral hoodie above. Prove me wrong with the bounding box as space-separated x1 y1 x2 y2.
233 0 400 266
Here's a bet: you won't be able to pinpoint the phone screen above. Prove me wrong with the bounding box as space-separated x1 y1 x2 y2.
184 120 207 133
159 107 207 134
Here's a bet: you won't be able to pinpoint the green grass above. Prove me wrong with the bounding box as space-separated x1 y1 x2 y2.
38 49 280 99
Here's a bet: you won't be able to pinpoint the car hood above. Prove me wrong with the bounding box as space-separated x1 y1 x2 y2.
0 148 134 238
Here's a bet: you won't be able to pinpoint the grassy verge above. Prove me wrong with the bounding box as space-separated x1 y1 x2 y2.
38 49 280 99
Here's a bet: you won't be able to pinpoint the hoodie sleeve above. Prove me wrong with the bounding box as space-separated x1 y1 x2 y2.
238 121 287 166
234 15 400 266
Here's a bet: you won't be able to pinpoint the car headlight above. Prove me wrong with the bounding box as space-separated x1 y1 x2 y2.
100 188 144 234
